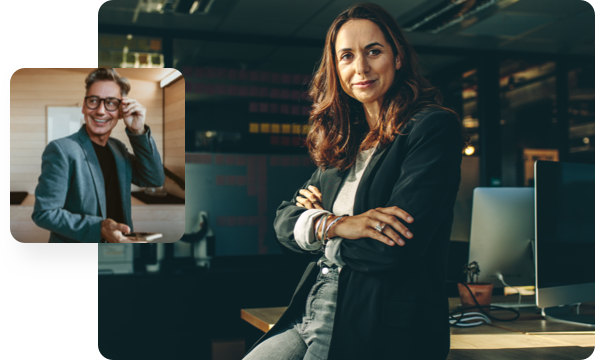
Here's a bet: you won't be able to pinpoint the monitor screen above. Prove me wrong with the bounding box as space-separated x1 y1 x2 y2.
468 188 535 287
535 161 595 290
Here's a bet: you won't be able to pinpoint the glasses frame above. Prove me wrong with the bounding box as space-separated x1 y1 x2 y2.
84 96 123 111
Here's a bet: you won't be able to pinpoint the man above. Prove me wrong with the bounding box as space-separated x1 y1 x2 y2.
32 68 165 243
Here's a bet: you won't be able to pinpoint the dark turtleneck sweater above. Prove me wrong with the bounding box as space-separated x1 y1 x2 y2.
91 141 127 225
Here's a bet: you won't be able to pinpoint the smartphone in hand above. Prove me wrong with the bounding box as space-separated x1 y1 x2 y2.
123 232 163 242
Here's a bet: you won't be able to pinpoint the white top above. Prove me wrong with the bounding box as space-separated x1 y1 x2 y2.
293 148 376 268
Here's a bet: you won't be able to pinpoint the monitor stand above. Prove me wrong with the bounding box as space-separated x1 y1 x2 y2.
542 306 595 327
491 301 536 308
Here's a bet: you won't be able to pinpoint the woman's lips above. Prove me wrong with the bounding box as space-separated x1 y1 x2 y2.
353 80 376 88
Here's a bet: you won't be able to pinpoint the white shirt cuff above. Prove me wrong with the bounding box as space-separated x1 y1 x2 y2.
325 237 346 267
293 209 330 251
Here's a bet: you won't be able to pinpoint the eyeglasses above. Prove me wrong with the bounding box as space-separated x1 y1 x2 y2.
84 96 122 111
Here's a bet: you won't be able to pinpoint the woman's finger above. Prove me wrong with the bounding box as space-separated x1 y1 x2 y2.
307 186 323 202
363 225 396 246
368 210 413 239
299 189 322 206
377 206 414 223
296 196 315 210
379 225 406 246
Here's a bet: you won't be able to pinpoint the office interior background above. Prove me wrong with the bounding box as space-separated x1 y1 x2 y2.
97 0 595 359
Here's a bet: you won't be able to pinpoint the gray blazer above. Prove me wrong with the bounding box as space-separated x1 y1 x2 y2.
32 125 165 243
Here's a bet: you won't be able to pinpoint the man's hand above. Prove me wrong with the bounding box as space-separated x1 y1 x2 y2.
120 98 146 135
101 218 146 243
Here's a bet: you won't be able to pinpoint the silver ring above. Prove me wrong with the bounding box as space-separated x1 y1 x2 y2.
374 222 386 233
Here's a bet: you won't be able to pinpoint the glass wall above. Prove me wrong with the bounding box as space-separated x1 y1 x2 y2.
568 63 595 164
499 60 557 186
438 65 480 242
440 67 479 156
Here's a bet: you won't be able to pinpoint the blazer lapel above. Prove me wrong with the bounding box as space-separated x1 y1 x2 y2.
319 146 389 213
78 125 106 218
320 168 345 212
352 107 436 213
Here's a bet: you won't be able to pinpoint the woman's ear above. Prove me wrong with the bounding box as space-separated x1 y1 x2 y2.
395 56 402 71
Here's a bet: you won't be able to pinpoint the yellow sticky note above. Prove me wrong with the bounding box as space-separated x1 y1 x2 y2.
292 124 301 134
249 123 259 133
260 123 270 133
271 124 280 134
281 124 291 134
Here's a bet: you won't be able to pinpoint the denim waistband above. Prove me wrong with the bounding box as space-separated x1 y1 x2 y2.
317 262 339 282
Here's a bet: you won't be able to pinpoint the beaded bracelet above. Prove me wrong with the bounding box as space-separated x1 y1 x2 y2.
322 215 348 245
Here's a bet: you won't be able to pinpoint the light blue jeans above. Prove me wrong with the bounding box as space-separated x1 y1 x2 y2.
244 264 339 360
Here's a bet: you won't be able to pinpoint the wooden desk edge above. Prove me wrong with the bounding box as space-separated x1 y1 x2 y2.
241 309 274 333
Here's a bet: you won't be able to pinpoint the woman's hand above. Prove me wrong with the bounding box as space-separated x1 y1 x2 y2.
295 186 324 210
328 207 414 246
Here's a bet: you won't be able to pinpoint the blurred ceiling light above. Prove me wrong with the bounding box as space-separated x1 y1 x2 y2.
403 0 518 34
133 0 214 18
584 137 590 144
464 145 475 156
189 1 200 14
175 0 215 14
462 116 479 128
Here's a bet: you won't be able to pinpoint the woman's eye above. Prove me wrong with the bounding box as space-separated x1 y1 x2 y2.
340 53 352 60
341 49 380 60
369 49 381 56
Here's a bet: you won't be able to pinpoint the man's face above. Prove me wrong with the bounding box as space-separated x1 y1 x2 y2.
82 80 121 144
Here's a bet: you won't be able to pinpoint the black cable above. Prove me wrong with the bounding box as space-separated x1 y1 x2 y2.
448 281 521 327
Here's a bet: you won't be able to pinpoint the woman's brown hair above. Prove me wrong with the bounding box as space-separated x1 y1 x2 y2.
85 68 131 97
306 3 460 171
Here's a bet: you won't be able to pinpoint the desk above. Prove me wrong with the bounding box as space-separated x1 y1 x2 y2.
242 296 595 359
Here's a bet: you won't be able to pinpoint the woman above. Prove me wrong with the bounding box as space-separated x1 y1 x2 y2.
245 3 463 359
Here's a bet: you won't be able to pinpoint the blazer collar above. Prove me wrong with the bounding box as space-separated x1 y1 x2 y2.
320 145 389 212
320 107 439 213
77 125 106 218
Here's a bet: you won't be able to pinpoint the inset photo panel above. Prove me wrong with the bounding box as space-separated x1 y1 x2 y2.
10 68 185 243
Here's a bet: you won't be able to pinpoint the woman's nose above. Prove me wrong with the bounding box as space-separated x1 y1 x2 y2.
355 55 369 75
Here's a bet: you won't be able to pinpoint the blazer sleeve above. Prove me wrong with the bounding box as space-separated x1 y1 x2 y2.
32 141 103 242
340 111 462 272
126 125 165 188
274 167 323 254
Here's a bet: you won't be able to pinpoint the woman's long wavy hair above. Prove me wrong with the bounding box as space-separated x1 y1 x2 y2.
306 3 460 171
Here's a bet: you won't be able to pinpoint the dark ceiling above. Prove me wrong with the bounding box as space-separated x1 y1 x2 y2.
98 0 595 73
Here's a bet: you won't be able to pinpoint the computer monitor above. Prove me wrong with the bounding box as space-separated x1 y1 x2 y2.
468 188 535 288
535 160 595 326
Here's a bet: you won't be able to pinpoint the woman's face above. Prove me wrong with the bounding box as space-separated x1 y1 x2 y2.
335 19 401 107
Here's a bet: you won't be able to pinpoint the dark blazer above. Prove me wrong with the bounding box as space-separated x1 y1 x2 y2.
32 125 165 243
258 108 462 359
